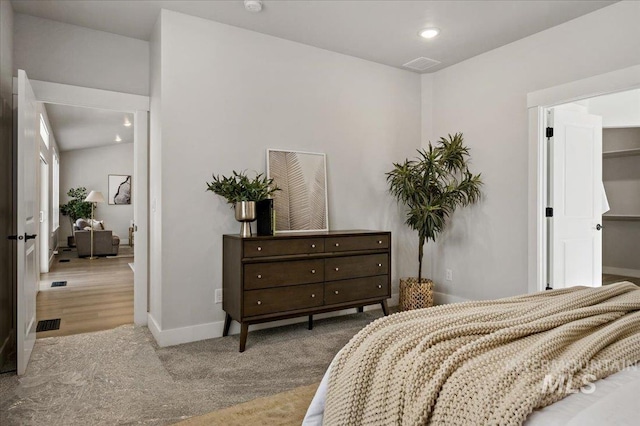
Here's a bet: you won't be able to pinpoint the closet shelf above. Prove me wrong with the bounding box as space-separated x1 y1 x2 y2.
603 148 640 158
602 215 640 221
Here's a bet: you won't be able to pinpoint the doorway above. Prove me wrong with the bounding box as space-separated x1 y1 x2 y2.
37 102 137 338
527 65 640 293
13 73 149 374
544 90 640 290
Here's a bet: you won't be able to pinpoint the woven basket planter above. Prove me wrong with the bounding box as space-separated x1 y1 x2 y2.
399 277 434 311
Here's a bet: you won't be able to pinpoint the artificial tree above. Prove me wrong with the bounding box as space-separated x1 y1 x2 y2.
60 187 94 232
387 133 483 283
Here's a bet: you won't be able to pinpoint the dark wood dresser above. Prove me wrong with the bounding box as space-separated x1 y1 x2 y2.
222 230 391 351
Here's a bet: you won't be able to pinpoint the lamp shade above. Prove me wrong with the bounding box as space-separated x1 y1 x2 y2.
85 190 105 203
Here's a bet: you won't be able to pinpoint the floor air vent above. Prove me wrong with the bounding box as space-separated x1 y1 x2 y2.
59 259 70 263
51 281 67 287
402 57 441 72
36 319 61 332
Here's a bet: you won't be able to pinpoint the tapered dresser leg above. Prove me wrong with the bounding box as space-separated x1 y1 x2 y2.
357 306 364 313
239 323 249 352
308 315 313 330
223 313 232 337
381 300 389 316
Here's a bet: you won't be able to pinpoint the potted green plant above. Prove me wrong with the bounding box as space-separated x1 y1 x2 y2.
386 133 483 310
60 187 94 247
206 171 279 237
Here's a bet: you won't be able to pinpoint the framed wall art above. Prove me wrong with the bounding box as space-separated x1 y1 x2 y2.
108 174 132 205
267 149 328 232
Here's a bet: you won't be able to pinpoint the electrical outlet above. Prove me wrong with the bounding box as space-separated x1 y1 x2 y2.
445 269 453 281
215 289 223 304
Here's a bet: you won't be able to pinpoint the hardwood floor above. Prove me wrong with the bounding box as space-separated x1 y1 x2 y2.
37 249 134 338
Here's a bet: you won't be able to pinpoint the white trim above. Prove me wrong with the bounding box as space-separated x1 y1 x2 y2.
603 267 640 279
433 291 471 305
148 303 396 348
527 65 640 109
133 111 148 326
527 65 640 294
12 78 149 112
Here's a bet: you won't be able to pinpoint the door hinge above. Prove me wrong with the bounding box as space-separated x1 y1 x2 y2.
546 284 553 290
546 127 554 138
545 207 553 217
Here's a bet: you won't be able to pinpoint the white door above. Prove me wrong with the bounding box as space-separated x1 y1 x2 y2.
16 70 39 375
549 108 603 289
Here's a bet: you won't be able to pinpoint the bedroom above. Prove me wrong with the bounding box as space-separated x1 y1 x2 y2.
1 0 640 424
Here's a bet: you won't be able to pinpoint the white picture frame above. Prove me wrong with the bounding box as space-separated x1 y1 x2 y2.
267 149 329 233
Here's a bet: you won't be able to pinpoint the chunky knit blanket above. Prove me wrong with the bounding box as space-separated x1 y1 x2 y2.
324 282 640 425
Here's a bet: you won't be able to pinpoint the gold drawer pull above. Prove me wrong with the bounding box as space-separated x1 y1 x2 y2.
377 285 382 289
335 267 339 271
311 244 316 248
378 263 382 267
334 290 339 295
311 294 316 298
257 300 262 305
257 274 262 279
335 243 340 247
311 269 316 274
257 247 262 251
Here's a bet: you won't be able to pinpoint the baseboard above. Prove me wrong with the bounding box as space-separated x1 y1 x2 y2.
433 291 471 305
603 266 640 279
147 298 399 348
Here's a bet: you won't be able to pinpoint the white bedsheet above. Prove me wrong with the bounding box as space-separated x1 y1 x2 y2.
303 362 640 425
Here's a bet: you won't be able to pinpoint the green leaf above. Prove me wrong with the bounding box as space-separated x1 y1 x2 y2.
386 132 483 278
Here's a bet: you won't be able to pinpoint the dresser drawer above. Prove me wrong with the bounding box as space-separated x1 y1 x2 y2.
244 259 324 290
325 234 389 253
325 253 388 281
243 238 324 258
244 284 324 317
325 276 389 305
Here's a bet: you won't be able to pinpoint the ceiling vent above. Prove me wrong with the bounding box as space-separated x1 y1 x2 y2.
402 57 441 72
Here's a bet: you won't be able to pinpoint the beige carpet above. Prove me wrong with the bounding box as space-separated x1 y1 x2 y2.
176 383 319 426
0 311 381 425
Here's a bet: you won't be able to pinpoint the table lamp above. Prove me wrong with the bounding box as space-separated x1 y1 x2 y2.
84 190 105 260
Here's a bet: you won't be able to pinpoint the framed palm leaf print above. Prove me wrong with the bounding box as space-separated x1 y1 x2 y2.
267 149 328 232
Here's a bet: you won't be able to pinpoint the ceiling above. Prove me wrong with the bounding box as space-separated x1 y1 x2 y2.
44 103 134 152
11 0 615 73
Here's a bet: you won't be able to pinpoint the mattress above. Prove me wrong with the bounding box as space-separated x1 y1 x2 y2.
303 360 640 425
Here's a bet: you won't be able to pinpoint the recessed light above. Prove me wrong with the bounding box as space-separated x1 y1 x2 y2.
419 28 440 39
124 118 132 127
115 135 122 142
244 0 263 12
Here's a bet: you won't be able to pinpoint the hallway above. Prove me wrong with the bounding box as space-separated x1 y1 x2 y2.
37 248 134 338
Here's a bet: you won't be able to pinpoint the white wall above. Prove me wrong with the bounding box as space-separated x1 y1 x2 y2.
14 13 149 95
59 143 134 245
421 1 640 302
151 10 420 335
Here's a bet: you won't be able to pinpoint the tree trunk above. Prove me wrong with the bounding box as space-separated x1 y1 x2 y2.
418 235 425 283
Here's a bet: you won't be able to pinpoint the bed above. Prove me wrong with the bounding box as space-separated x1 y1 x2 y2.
303 282 640 425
